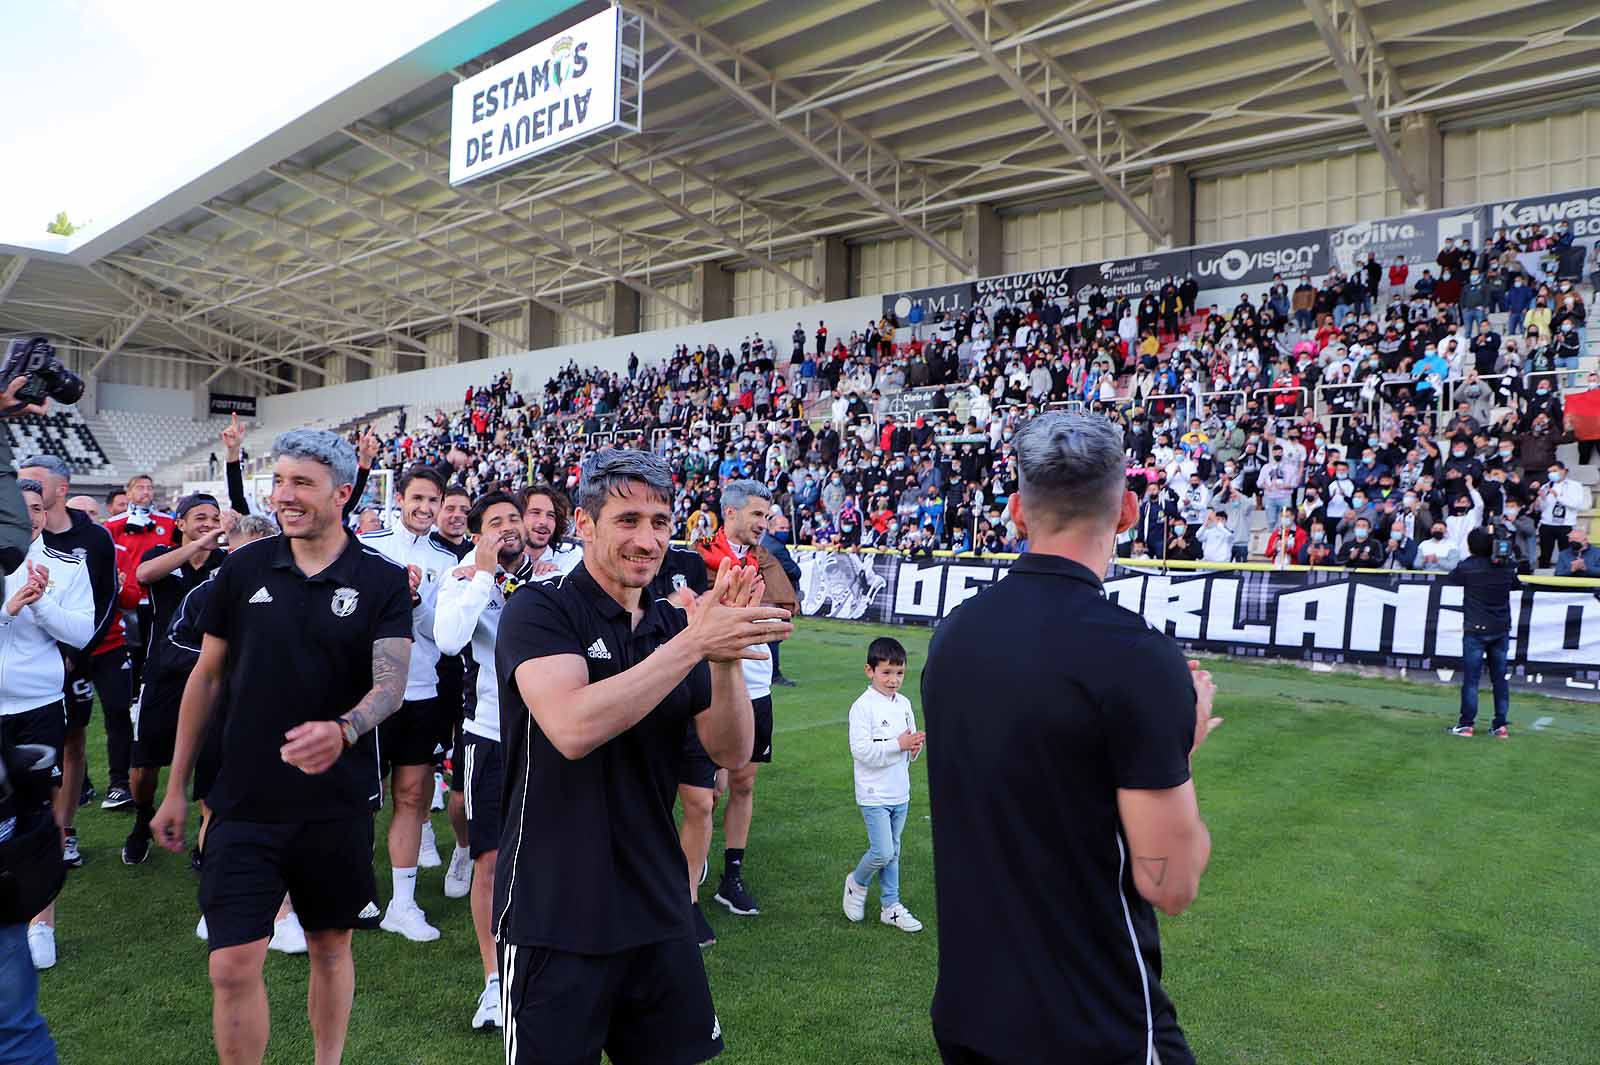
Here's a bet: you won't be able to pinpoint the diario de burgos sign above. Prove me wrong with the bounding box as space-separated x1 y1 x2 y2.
450 7 625 184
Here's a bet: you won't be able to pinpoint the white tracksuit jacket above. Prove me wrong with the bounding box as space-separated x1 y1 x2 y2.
0 536 96 716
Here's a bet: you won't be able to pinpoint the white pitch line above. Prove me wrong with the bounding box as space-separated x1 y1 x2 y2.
1533 716 1554 731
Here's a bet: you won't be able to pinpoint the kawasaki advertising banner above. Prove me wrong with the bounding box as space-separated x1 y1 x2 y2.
1482 186 1600 243
794 548 1600 691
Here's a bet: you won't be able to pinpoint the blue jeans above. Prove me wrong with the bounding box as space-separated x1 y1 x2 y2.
1459 631 1510 730
851 802 909 908
1462 306 1486 334
0 923 56 1064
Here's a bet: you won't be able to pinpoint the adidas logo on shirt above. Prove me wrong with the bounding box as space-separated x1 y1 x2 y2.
586 639 612 661
248 587 274 604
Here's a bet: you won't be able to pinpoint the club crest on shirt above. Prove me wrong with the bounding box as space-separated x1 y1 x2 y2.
671 573 687 592
331 587 360 618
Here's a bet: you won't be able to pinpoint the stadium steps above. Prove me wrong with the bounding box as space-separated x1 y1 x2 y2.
80 410 132 482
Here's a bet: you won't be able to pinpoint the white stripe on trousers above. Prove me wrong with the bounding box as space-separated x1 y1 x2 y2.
463 743 476 823
501 941 516 1063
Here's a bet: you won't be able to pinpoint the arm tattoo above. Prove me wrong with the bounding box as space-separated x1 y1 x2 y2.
1136 856 1170 887
343 636 412 737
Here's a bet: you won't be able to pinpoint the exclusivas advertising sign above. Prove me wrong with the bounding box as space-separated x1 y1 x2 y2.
1191 232 1328 286
450 7 625 184
881 282 977 321
1069 250 1193 301
1327 206 1481 275
793 549 1600 690
1483 187 1600 242
974 268 1074 308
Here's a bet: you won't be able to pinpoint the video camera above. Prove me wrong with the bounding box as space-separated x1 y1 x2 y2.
0 743 66 923
0 336 86 407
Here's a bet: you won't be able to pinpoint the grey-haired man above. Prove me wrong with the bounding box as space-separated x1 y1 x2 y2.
152 429 413 1065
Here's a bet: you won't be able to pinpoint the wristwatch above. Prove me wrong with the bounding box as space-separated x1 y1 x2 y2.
337 717 360 749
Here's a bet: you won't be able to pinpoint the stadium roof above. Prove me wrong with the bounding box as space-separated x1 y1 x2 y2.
3 0 1598 390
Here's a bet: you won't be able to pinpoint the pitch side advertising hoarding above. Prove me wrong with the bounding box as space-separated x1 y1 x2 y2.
450 7 624 184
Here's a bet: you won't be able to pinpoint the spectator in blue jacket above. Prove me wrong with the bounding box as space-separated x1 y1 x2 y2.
1554 527 1600 577
917 487 946 539
1504 275 1534 336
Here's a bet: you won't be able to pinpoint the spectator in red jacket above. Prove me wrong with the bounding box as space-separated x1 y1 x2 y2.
103 473 175 688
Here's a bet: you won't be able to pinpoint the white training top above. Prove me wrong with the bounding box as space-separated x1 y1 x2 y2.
0 536 96 715
358 525 458 701
434 568 507 743
847 686 916 807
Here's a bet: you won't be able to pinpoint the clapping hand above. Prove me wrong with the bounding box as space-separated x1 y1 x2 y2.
1188 659 1223 755
5 561 47 616
683 558 792 662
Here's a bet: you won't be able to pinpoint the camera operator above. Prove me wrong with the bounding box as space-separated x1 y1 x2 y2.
0 363 83 1054
1445 528 1522 739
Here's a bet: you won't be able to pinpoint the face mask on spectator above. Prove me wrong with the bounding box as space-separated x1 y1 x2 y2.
1282 513 1295 526
1311 529 1325 543
1550 470 1565 482
1173 524 1187 537
1432 528 1446 541
1390 528 1404 541
1505 507 1520 520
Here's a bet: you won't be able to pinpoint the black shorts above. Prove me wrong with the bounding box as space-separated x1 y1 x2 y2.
130 680 182 769
199 816 381 951
461 733 502 859
750 694 773 765
677 724 717 791
378 696 452 769
66 648 133 730
0 702 67 787
499 936 722 1065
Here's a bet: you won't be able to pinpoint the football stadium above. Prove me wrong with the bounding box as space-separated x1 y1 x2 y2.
2 1 1600 1063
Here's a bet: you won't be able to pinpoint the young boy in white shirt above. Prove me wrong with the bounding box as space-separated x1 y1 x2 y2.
843 637 926 932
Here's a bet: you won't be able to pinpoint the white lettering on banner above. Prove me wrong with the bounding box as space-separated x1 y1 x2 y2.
1140 576 1207 640
943 565 1002 613
1524 593 1600 664
893 563 944 619
1195 242 1321 282
1204 579 1271 644
1433 584 1463 658
1102 575 1146 614
1348 583 1431 655
1272 583 1348 649
450 7 623 184
1489 193 1600 231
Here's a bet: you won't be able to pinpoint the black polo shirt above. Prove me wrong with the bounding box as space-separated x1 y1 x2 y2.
649 544 709 600
199 530 412 823
494 560 711 954
922 552 1197 1065
140 544 225 654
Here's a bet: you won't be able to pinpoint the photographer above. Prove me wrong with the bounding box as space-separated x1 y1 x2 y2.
1445 528 1522 739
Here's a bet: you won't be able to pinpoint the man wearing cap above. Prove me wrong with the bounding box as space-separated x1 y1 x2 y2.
19 453 129 872
122 493 227 865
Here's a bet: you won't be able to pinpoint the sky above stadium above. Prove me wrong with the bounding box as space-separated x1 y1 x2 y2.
0 0 498 253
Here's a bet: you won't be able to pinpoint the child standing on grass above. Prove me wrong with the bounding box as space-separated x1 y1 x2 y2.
843 637 926 932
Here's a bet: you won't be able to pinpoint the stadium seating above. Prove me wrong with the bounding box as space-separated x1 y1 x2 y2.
8 409 113 477
96 409 233 478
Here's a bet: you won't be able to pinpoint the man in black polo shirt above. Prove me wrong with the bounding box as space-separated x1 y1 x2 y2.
151 428 412 1065
495 449 792 1065
923 412 1221 1065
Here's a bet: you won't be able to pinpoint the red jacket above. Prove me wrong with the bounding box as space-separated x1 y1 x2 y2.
696 528 756 576
105 510 176 610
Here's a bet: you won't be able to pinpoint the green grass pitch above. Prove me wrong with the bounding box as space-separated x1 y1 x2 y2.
35 619 1600 1064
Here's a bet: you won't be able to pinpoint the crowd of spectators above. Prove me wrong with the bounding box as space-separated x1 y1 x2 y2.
343 220 1598 574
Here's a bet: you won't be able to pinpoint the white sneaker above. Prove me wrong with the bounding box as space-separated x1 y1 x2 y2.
380 901 440 942
472 979 501 1029
842 873 867 923
195 916 208 941
880 904 923 933
269 911 308 954
28 924 56 969
444 847 474 899
430 772 446 812
418 821 442 869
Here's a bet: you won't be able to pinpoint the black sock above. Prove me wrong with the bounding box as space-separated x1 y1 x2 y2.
724 848 744 880
133 802 155 835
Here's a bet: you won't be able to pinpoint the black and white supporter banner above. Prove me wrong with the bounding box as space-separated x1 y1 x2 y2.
794 549 1600 691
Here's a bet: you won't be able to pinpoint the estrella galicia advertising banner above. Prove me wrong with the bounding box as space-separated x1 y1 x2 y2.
881 281 978 321
1067 250 1193 302
794 548 1600 691
1190 231 1328 287
1327 205 1482 276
